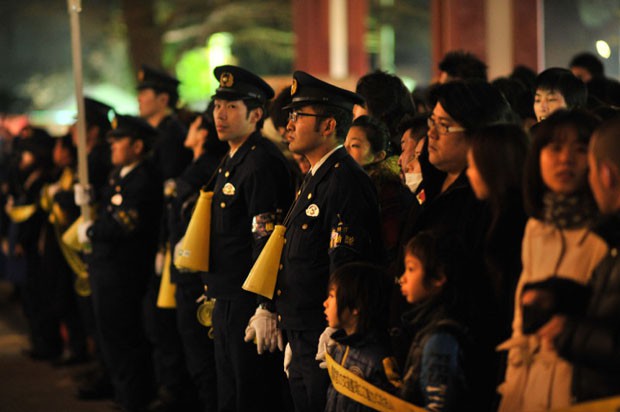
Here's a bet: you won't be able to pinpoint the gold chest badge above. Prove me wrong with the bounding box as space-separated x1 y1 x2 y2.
222 182 236 196
111 193 123 206
306 204 319 217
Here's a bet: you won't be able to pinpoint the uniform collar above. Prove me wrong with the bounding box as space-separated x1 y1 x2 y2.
310 144 342 175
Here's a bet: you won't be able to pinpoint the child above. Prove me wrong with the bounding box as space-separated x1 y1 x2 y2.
399 232 493 411
323 262 397 412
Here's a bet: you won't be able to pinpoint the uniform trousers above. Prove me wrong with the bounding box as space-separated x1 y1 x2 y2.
286 329 330 412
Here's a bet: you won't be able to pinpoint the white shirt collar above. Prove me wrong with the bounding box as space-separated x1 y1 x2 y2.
120 161 139 178
310 145 342 175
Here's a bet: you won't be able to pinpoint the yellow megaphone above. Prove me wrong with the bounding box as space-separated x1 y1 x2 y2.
62 216 85 252
242 224 286 299
157 247 176 308
174 190 213 272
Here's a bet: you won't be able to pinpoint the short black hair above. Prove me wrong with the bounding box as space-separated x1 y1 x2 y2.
397 114 429 143
243 98 267 130
311 104 353 140
350 115 390 155
524 109 600 218
535 68 587 109
438 51 487 82
434 80 514 133
569 52 604 78
269 86 292 130
355 70 415 145
328 262 391 336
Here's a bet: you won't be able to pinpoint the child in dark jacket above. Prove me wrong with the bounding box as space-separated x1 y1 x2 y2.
323 262 398 412
399 232 495 411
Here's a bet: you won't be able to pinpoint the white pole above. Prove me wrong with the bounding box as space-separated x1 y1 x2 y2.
67 0 91 222
329 0 349 79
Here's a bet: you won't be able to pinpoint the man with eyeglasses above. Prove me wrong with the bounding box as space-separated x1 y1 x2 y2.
395 79 515 411
262 71 384 412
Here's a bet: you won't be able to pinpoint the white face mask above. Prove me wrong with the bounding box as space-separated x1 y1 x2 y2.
405 172 423 193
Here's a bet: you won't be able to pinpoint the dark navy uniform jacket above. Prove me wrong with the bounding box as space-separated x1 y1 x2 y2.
168 152 223 285
202 132 293 299
151 114 192 181
88 162 162 285
275 147 384 331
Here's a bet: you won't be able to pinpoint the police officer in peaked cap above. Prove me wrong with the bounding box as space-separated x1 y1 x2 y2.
77 114 163 411
203 65 294 411
263 71 384 412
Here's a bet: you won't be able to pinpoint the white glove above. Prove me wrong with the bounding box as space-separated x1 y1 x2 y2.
244 307 284 354
46 182 61 199
73 183 93 206
315 327 337 369
284 343 292 378
77 220 93 244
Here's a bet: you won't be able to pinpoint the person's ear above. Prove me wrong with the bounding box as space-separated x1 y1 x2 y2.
250 107 263 123
432 274 447 289
375 150 387 162
132 139 144 155
322 118 336 136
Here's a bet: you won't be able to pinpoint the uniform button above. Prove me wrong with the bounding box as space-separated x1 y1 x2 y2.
218 168 222 173
220 202 226 208
283 239 287 244
277 315 282 322
251 145 256 150
225 171 230 177
334 162 340 168
279 264 283 270
301 223 308 230
277 289 282 296
612 248 618 257
307 193 312 200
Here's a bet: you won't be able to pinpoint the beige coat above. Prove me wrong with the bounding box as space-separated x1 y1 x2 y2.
497 218 608 412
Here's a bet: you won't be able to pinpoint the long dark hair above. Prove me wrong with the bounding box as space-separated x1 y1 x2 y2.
469 124 529 214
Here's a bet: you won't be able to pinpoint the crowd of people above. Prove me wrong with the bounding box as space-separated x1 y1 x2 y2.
1 50 620 412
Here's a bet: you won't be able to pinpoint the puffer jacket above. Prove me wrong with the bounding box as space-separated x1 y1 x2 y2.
325 330 397 412
400 298 494 412
555 213 620 402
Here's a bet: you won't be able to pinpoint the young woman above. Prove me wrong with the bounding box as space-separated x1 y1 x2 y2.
466 124 530 342
323 262 396 412
533 68 587 123
344 115 413 262
497 109 608 411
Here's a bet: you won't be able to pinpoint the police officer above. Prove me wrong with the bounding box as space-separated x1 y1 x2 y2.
77 115 162 411
166 107 227 411
136 65 194 410
263 71 384 412
203 65 293 412
136 65 192 180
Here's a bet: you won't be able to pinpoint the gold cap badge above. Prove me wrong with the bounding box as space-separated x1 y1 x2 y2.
111 117 118 129
138 69 144 82
220 72 234 88
291 78 298 95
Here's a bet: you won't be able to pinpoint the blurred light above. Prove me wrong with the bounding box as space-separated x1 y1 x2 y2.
596 40 611 59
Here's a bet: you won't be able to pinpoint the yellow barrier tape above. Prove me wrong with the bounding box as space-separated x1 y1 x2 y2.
553 396 620 412
325 351 425 412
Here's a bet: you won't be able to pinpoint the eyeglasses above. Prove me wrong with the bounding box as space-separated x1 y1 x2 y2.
427 116 466 135
288 111 329 123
